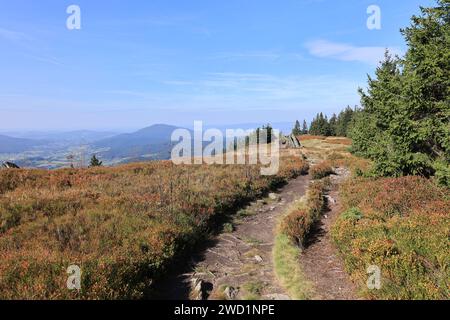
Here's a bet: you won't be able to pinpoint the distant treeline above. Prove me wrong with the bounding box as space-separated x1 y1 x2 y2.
292 107 356 138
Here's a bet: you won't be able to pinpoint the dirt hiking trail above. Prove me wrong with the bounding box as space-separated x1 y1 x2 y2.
299 167 359 300
159 174 310 300
158 166 358 300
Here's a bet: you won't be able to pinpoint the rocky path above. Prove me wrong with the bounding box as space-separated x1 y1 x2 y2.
158 167 359 300
299 168 359 300
158 174 310 300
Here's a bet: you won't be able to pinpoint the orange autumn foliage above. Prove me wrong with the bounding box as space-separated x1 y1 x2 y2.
332 176 450 299
0 157 308 299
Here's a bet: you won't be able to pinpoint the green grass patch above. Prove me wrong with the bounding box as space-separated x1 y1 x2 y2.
273 178 330 299
242 281 265 299
273 233 313 299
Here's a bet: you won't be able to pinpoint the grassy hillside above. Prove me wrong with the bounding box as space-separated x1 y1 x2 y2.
0 156 308 299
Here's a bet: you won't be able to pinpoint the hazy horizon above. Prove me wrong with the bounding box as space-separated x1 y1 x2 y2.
0 120 302 135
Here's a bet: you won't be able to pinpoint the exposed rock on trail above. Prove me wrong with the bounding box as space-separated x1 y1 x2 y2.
158 174 310 300
158 165 359 300
299 168 359 300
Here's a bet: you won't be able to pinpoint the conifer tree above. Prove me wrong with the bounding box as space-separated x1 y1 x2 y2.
302 120 308 134
350 0 449 184
89 155 103 167
292 120 302 135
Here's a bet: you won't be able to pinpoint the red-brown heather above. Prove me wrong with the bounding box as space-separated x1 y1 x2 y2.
310 162 334 180
280 178 328 247
332 176 450 299
0 156 308 299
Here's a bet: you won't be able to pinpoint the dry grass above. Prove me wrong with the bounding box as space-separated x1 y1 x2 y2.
301 138 350 163
298 135 327 141
300 137 371 176
325 137 352 146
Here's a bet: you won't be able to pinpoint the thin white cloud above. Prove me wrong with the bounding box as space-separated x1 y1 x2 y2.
213 51 281 61
123 14 197 27
162 72 360 103
0 27 28 41
0 27 63 66
22 53 63 66
305 40 403 65
211 51 309 62
103 90 149 97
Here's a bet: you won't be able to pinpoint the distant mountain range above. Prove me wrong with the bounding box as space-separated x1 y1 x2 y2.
0 135 48 153
1 130 118 143
94 124 185 161
0 121 296 168
0 124 188 167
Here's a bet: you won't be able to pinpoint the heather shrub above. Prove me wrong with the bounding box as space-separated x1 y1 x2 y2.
274 178 328 300
280 179 327 247
280 209 311 246
341 207 363 221
0 156 308 299
310 162 334 180
307 180 327 217
332 176 450 299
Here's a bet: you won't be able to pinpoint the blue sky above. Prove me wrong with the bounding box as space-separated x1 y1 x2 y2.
0 0 435 131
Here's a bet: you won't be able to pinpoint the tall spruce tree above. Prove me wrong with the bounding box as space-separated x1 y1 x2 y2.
302 120 308 134
309 114 320 135
336 106 356 137
329 113 338 136
292 120 302 135
350 0 449 184
310 112 333 136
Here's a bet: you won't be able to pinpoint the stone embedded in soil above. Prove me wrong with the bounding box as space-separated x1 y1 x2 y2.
191 278 204 300
264 293 291 300
268 193 279 201
325 195 336 204
191 278 213 300
224 286 239 300
164 175 310 301
254 255 263 263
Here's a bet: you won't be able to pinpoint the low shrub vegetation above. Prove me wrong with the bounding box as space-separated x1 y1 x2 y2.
297 135 327 142
332 176 450 299
310 162 334 180
327 153 372 178
0 156 308 299
274 178 328 299
280 179 327 246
